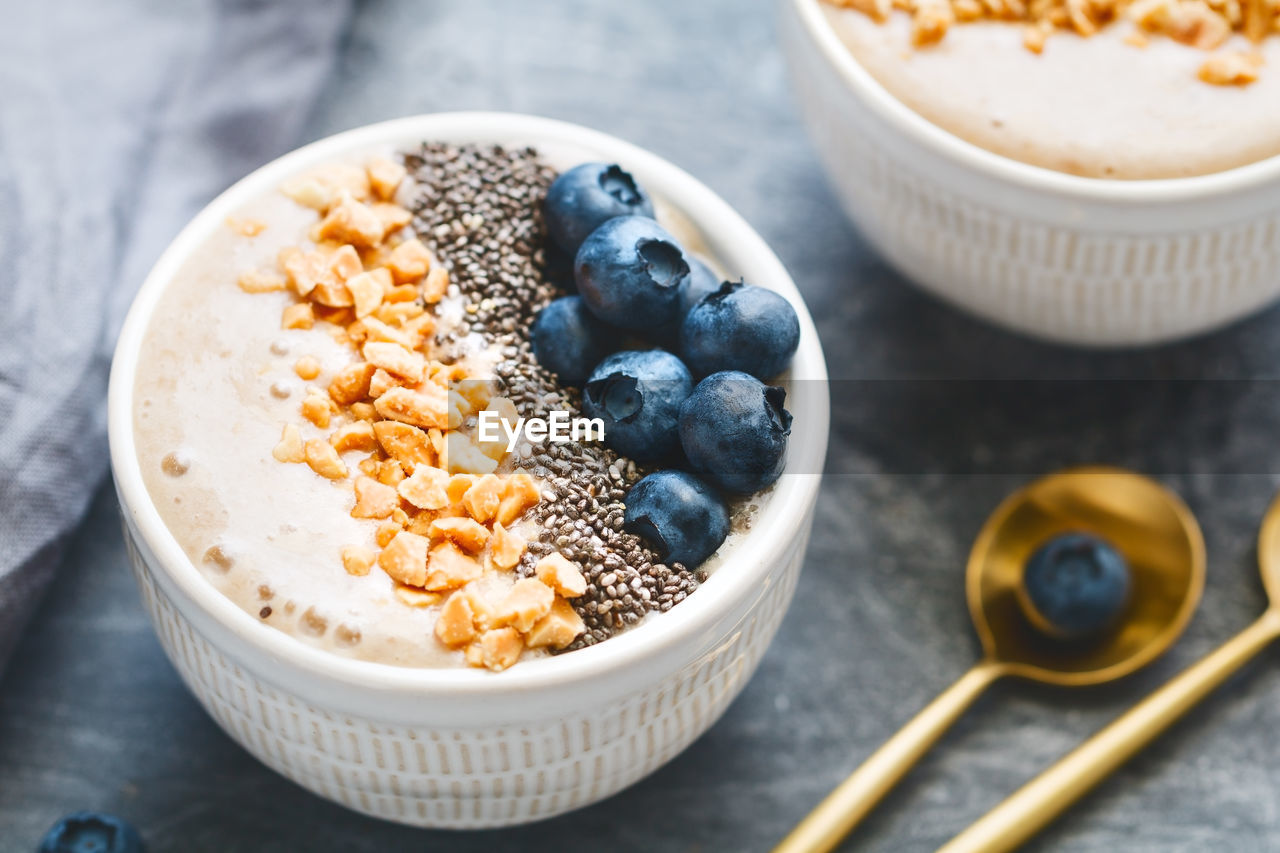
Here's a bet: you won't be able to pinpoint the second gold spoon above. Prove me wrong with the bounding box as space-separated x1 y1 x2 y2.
773 467 1205 853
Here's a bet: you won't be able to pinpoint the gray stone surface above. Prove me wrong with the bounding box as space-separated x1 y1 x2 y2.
3 0 1280 850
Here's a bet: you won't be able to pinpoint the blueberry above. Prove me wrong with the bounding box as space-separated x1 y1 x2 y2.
39 812 145 853
680 280 801 379
544 163 655 254
574 216 689 330
582 350 693 462
679 371 792 493
1021 532 1132 640
624 471 730 568
531 296 616 385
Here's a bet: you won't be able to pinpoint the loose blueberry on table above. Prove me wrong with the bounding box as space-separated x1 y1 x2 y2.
1021 532 1132 640
534 162 800 574
39 811 145 853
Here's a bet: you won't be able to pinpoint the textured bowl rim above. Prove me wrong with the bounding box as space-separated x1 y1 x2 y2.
790 0 1280 203
108 111 830 699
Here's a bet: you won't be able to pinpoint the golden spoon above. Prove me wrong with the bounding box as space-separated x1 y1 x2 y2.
773 467 1205 853
938 489 1280 853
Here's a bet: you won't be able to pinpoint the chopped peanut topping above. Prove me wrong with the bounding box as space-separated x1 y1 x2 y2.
328 244 363 281
824 0 1279 82
351 476 399 519
424 541 483 591
328 362 376 405
272 424 305 463
294 356 321 380
373 203 413 235
367 157 407 201
375 385 450 429
394 584 442 608
374 421 436 470
378 531 430 587
316 193 385 248
330 420 378 453
363 341 425 382
341 545 375 577
488 522 525 571
244 154 574 672
280 164 370 211
1199 50 1265 84
462 474 503 523
435 590 479 646
475 627 524 671
281 303 314 330
238 269 287 293
429 516 490 553
386 238 433 283
398 465 450 509
423 267 450 303
347 269 388 318
304 439 347 479
535 553 588 598
227 216 268 237
497 471 541 526
492 578 555 633
525 598 586 650
300 392 332 428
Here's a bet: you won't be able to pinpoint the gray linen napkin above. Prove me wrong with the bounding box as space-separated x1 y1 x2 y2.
0 0 353 677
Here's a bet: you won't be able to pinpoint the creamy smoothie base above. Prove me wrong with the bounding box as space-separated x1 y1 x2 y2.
134 142 751 671
822 0 1280 178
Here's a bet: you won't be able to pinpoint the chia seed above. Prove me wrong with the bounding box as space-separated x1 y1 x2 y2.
403 142 703 650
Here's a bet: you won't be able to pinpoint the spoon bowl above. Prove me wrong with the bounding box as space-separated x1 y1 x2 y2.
970 466 1206 684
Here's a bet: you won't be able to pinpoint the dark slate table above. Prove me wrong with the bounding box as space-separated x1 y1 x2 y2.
3 1 1280 850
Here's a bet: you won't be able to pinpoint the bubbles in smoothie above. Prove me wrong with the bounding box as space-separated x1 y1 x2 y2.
300 606 328 636
334 624 363 648
202 544 234 572
161 451 191 477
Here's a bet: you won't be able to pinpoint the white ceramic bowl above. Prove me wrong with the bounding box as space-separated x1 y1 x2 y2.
107 112 829 828
781 0 1280 346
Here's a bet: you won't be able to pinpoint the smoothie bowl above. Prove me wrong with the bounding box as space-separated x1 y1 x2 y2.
782 0 1280 345
107 112 828 827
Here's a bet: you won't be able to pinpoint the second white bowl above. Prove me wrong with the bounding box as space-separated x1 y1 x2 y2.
781 0 1280 347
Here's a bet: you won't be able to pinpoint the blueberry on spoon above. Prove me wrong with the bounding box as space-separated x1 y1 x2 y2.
574 216 689 330
1021 532 1132 639
545 162 655 254
625 470 730 567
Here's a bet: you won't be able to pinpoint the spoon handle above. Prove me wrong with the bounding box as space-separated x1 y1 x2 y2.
939 610 1280 853
773 661 1005 853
